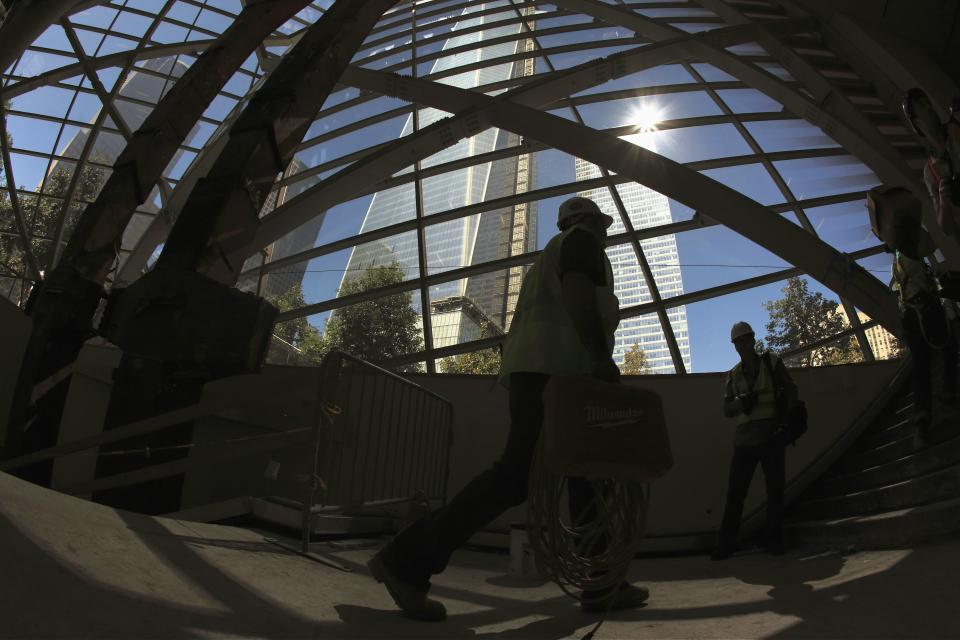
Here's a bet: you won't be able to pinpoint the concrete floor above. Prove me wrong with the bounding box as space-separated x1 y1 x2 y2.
1 470 957 639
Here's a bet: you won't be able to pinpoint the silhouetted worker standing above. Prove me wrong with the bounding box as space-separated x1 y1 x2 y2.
367 196 649 620
713 321 797 560
891 250 958 445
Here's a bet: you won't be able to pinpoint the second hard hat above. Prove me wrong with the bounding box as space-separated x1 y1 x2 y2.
730 321 754 342
557 196 614 230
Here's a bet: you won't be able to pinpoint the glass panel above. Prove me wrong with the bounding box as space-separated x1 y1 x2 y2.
548 44 641 71
805 198 877 253
758 276 856 367
6 116 61 154
578 91 723 130
744 120 840 153
615 311 677 374
428 267 522 348
774 155 880 201
574 64 694 96
691 62 735 82
8 87 75 119
324 288 425 372
294 113 409 169
669 225 790 298
683 280 785 373
700 164 784 206
624 124 753 164
716 88 783 114
7 153 50 191
13 50 78 77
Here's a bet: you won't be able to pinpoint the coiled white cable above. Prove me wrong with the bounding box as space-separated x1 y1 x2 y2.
526 434 650 637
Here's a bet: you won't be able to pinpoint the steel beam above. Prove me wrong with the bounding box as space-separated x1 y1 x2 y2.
338 66 902 335
238 19 811 258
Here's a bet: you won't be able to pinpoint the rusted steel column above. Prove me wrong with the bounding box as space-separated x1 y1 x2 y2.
61 0 313 285
156 0 398 285
3 0 311 463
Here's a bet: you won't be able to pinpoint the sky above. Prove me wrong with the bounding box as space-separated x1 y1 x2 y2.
0 0 899 374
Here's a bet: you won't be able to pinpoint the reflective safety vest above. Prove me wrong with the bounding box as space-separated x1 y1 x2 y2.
892 251 938 310
728 353 780 425
498 224 619 386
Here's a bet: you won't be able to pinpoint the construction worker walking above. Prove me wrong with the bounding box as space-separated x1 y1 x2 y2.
367 196 649 620
712 321 798 560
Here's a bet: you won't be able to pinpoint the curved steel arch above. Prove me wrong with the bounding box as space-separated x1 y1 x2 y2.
336 65 902 335
224 19 812 262
555 0 960 266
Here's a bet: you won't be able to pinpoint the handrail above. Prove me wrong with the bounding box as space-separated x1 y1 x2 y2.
741 356 912 533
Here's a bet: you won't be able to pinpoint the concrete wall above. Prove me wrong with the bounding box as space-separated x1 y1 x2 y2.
45 345 899 545
406 361 898 540
50 342 123 496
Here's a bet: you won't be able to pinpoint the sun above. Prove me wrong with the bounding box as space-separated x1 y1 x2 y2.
634 104 663 132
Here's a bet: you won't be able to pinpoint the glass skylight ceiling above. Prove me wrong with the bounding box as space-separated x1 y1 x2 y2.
1 0 920 374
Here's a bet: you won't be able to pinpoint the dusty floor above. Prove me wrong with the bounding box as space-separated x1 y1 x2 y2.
0 471 956 639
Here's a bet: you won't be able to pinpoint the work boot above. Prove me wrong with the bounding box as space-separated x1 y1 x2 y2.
367 552 446 621
580 582 650 613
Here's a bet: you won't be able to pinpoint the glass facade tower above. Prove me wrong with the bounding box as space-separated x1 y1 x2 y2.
576 158 692 373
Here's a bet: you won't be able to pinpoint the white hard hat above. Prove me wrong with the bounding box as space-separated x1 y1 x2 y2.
557 197 614 230
730 321 754 342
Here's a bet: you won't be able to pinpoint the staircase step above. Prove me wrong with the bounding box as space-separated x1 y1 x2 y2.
786 496 960 549
840 433 918 472
855 414 915 450
789 462 960 521
820 430 960 496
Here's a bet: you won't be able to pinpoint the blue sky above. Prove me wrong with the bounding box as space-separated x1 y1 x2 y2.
1 2 897 374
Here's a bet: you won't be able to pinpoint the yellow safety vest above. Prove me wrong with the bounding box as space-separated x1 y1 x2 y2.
728 354 780 425
892 252 938 309
498 224 619 386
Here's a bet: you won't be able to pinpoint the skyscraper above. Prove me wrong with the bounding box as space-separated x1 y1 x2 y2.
341 2 537 347
575 159 692 373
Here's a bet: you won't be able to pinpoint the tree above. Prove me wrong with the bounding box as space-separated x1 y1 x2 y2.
267 283 326 364
761 277 861 367
324 262 423 372
621 343 651 375
439 321 502 374
0 124 108 304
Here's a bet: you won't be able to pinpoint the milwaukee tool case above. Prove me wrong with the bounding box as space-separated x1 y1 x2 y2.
541 376 673 482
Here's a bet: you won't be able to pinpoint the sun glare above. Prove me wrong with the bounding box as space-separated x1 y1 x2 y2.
634 104 663 132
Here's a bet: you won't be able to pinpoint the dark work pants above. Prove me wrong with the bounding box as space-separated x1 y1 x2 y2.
385 372 596 590
717 440 785 550
902 303 958 419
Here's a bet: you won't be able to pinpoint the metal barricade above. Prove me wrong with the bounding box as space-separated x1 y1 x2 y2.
307 348 453 507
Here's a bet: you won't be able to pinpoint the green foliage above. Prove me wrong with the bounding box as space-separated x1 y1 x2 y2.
439 321 502 374
264 256 426 374
320 262 423 372
0 115 108 302
621 343 651 375
761 277 861 367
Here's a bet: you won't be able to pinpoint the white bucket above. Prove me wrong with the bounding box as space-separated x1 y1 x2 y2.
509 524 540 578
